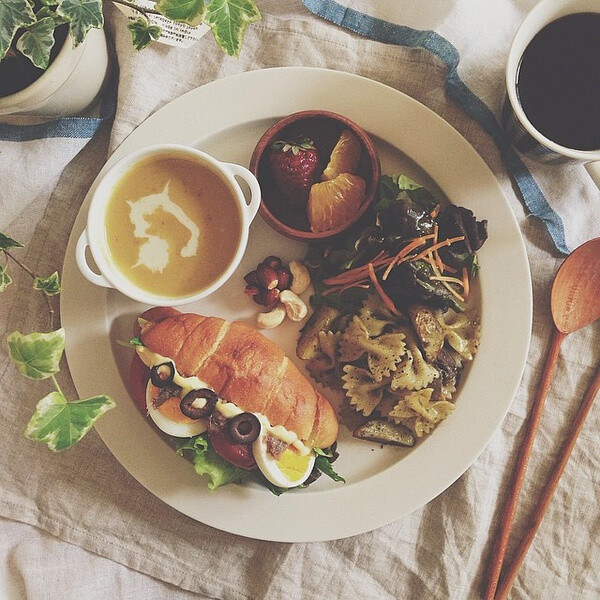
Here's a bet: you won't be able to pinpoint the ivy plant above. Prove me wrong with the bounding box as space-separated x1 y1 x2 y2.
0 0 260 70
1 232 116 451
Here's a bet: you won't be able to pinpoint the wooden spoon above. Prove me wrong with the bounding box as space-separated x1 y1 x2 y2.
486 237 600 600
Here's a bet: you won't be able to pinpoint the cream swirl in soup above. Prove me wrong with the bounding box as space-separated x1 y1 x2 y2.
104 153 242 298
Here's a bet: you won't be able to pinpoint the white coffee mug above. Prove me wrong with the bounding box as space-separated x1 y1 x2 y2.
502 0 600 188
76 144 261 306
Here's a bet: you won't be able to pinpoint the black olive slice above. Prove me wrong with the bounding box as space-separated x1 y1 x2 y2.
227 412 261 444
180 388 218 420
150 362 175 387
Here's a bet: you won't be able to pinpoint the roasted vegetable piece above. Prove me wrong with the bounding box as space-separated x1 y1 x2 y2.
353 418 416 447
296 305 342 360
407 305 444 362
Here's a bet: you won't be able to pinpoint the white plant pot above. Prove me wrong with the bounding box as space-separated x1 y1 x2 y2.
0 28 110 118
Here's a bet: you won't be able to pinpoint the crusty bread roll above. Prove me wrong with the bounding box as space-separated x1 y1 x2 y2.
134 308 338 449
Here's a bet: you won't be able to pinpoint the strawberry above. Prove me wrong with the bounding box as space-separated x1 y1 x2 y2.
268 137 320 206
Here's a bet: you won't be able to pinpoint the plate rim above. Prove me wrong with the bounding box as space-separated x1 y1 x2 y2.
61 66 532 542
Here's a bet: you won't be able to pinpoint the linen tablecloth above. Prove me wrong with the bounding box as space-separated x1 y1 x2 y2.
1 1 599 598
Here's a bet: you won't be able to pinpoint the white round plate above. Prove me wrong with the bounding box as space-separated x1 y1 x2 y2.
61 67 532 542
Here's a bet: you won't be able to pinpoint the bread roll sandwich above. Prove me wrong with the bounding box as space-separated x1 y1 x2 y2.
129 307 343 492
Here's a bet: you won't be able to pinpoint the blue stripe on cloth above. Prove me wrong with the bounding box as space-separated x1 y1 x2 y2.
303 0 570 254
0 67 118 143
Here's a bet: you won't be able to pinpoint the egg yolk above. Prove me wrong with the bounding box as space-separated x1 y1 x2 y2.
277 448 313 482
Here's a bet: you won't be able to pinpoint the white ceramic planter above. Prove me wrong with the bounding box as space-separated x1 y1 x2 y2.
0 27 110 118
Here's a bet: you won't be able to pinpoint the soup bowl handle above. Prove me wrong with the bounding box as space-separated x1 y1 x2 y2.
223 162 262 220
76 230 114 289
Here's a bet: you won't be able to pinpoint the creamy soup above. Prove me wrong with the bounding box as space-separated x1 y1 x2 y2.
104 153 243 298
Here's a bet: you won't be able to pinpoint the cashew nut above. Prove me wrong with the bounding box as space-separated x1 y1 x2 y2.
256 304 286 329
289 260 311 295
279 289 308 322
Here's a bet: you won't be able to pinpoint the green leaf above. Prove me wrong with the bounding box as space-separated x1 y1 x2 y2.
127 17 161 51
24 391 116 451
0 0 36 60
0 265 12 292
204 0 260 57
155 0 205 27
33 271 61 295
315 455 345 483
176 433 248 490
36 6 67 24
56 0 103 45
7 328 65 380
129 336 144 347
0 232 24 251
16 16 56 69
396 174 422 190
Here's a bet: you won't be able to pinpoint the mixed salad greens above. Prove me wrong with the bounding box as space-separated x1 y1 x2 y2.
174 433 343 495
305 174 488 316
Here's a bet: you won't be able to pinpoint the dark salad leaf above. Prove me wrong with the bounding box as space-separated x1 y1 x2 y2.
437 205 488 272
305 173 487 313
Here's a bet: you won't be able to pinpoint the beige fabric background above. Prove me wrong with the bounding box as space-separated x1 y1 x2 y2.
1 2 599 598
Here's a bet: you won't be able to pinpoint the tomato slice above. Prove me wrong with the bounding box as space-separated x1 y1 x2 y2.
129 353 150 414
209 427 256 470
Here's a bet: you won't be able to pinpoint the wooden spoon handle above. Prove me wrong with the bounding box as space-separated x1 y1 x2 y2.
485 327 566 600
494 363 600 599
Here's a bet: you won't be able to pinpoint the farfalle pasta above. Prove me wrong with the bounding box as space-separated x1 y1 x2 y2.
300 293 481 443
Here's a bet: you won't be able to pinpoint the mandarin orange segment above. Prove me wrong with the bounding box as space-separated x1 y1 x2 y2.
321 129 362 181
307 173 366 232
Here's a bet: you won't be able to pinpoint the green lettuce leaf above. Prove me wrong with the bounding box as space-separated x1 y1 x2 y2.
204 0 260 57
33 270 61 295
176 434 248 490
127 17 161 51
0 0 36 60
56 0 103 45
0 232 24 251
315 455 345 483
0 265 12 292
155 0 205 27
16 15 56 68
7 328 65 380
24 391 116 451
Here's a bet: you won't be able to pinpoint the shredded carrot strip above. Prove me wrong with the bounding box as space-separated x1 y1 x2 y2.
367 263 402 316
322 282 370 296
382 237 431 280
430 205 441 218
432 224 446 272
462 267 470 302
430 275 465 286
322 251 388 286
410 235 465 263
429 260 465 303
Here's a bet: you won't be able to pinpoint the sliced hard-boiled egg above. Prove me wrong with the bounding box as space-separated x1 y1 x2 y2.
252 426 316 488
146 381 207 438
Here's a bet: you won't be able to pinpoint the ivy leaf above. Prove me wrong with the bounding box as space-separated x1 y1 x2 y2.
7 328 65 380
56 0 103 46
36 6 67 24
33 271 61 296
24 391 116 451
155 0 205 27
0 232 24 251
204 0 260 57
0 265 12 292
128 17 161 51
0 0 36 61
16 16 56 69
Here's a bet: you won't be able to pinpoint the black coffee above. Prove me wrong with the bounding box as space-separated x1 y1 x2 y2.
516 12 600 151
